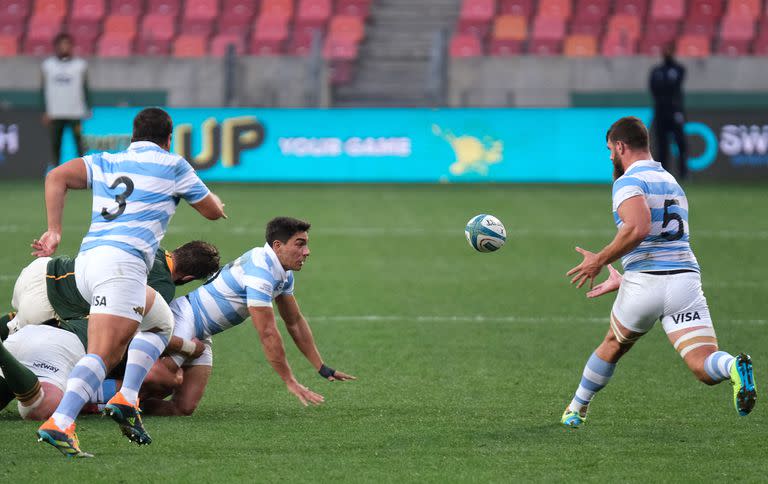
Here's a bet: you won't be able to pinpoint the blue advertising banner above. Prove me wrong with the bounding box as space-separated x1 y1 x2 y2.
63 107 655 183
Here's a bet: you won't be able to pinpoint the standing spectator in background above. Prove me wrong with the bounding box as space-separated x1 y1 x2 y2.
41 33 90 168
649 44 688 180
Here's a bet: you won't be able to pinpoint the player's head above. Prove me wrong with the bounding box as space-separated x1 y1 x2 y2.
131 107 173 150
266 217 311 271
662 42 675 62
53 33 73 58
171 240 221 285
606 116 650 179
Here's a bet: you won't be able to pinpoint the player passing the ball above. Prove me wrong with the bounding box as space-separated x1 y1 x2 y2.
561 116 756 428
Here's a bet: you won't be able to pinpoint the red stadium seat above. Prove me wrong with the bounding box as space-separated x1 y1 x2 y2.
296 0 332 30
569 16 604 36
720 14 756 41
289 29 319 55
181 0 218 36
261 0 293 19
1 0 32 20
71 0 105 21
563 34 597 56
458 0 496 39
173 34 207 57
689 0 724 20
140 13 175 41
490 15 526 54
676 34 711 56
529 15 566 54
210 33 246 56
146 0 180 17
640 35 671 55
24 15 61 54
449 33 483 57
683 16 718 36
327 15 365 44
323 37 357 59
33 0 66 19
498 0 533 17
135 37 171 55
103 14 138 38
725 0 761 20
0 33 19 55
607 14 641 41
573 0 610 20
222 0 258 18
0 19 26 37
334 0 370 19
250 14 290 54
66 19 102 44
97 35 133 56
107 0 143 16
601 29 638 55
216 14 252 35
614 0 647 17
537 0 572 19
645 19 679 43
650 0 685 21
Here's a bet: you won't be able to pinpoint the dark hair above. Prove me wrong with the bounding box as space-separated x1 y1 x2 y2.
172 241 220 281
266 217 311 246
53 33 72 46
606 116 650 151
131 107 173 146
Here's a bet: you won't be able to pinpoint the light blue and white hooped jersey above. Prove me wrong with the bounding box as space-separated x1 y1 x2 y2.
186 244 295 339
79 141 210 268
612 160 700 273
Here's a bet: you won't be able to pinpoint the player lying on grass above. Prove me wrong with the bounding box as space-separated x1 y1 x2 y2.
136 216 355 416
562 116 756 428
0 242 219 420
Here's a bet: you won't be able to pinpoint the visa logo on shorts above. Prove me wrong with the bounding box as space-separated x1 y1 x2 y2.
672 311 701 324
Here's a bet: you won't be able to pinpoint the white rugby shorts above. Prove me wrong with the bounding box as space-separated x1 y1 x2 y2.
612 270 713 334
75 246 148 323
169 296 213 368
1 325 86 391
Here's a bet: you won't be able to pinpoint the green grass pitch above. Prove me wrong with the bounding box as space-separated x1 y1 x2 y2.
0 181 766 482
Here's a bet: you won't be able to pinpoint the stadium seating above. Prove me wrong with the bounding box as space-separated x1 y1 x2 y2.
0 33 19 56
450 0 766 56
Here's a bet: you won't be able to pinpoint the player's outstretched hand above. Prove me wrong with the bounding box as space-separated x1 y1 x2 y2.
31 230 61 257
327 369 356 382
566 246 604 289
287 380 324 407
586 265 622 299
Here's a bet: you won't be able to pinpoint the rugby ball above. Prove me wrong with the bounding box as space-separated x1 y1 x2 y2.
465 214 506 253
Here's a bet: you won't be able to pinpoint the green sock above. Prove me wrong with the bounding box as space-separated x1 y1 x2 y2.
0 312 13 341
0 377 13 411
0 341 40 403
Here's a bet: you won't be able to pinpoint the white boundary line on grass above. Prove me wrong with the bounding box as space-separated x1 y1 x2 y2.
308 315 768 325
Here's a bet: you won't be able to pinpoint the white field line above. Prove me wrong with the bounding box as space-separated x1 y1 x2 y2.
2 224 768 240
307 315 768 325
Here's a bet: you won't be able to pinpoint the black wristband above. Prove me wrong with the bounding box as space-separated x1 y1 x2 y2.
319 364 335 379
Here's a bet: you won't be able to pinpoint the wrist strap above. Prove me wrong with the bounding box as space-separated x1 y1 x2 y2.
319 364 335 379
180 339 196 356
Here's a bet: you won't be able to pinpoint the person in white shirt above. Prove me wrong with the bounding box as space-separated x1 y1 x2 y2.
41 33 89 167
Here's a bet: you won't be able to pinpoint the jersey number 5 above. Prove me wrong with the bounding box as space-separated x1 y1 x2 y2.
661 199 685 241
101 176 134 221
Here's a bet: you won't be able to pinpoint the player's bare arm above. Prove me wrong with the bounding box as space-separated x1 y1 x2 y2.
32 158 88 257
567 195 651 289
276 294 356 382
190 192 227 220
249 306 324 406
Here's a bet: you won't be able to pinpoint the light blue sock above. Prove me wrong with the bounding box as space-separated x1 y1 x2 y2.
704 351 735 383
52 354 106 429
119 332 167 405
569 352 617 414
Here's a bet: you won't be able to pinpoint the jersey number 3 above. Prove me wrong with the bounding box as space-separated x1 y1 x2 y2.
101 176 134 221
661 199 685 241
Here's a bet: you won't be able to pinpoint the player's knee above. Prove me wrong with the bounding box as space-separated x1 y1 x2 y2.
175 401 197 416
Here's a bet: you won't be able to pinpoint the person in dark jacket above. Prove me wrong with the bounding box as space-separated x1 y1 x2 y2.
649 44 688 180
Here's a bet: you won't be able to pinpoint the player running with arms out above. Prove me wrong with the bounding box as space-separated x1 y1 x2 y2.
141 216 355 416
561 116 756 428
32 107 226 457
